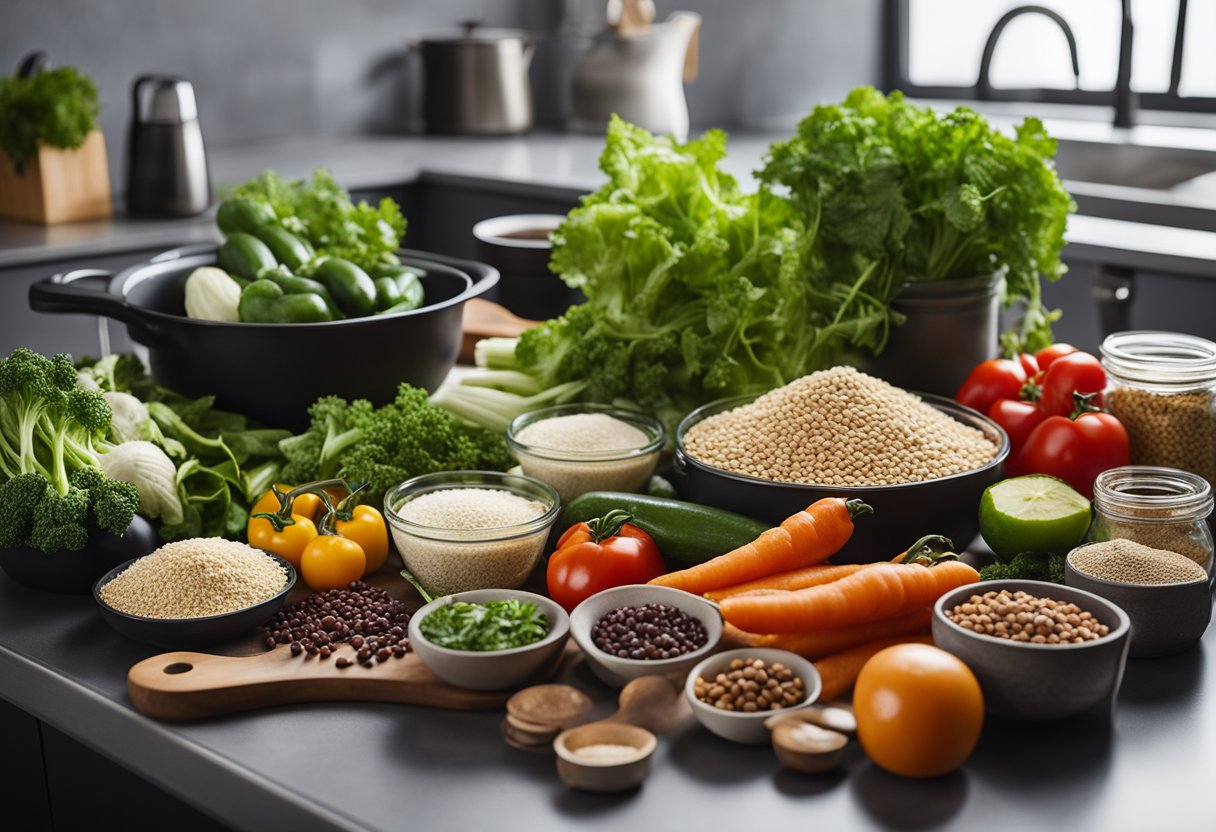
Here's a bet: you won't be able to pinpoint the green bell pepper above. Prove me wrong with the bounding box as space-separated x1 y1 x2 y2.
238 279 334 323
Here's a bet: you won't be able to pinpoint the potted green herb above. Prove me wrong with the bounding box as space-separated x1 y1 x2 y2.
0 63 111 224
759 86 1076 394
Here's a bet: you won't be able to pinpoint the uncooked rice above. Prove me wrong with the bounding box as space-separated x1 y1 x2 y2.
683 366 998 486
99 538 288 619
515 412 649 453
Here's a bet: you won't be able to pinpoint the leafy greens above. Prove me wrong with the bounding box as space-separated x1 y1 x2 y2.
0 67 99 170
418 599 551 652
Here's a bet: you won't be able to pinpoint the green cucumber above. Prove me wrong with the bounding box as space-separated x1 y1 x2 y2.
252 225 314 270
216 197 276 235
217 233 277 281
559 492 770 565
312 258 377 317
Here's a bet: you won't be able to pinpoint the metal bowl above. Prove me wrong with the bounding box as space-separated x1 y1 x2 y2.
29 245 498 431
672 392 1009 563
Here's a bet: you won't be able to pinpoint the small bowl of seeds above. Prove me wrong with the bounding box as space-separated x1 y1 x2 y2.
1065 538 1211 658
932 580 1131 720
507 404 665 504
684 648 822 744
569 584 722 689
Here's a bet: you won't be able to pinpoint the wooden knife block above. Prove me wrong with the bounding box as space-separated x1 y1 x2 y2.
0 129 112 224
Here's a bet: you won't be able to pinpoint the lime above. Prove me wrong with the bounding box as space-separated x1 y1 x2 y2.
979 475 1092 560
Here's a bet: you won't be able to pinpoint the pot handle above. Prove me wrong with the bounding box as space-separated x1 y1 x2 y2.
150 243 218 264
29 269 163 344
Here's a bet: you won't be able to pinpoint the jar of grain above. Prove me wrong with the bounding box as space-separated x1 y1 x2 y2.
1101 331 1216 487
1085 466 1214 576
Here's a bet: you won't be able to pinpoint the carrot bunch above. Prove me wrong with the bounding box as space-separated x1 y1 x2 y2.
653 504 980 700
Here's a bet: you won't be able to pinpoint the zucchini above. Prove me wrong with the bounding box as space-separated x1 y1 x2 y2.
216 197 276 234
217 233 277 281
559 492 770 565
252 225 314 271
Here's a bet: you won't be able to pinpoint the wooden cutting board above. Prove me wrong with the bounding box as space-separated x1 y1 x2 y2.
460 299 537 364
128 642 577 722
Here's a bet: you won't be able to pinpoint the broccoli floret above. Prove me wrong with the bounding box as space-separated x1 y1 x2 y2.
979 551 1066 584
0 472 51 548
28 486 90 552
89 477 140 536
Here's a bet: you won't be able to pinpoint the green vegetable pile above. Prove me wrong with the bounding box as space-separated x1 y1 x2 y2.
418 599 551 652
759 87 1075 354
0 67 99 170
979 551 1066 583
0 349 139 552
280 383 514 504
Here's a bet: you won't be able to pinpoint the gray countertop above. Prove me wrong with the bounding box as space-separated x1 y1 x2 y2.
3 131 1216 279
1 566 1213 832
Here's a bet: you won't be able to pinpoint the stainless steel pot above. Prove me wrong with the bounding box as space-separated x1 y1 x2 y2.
419 21 534 135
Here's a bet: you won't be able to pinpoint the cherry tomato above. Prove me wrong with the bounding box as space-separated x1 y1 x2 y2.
955 359 1027 415
1038 352 1106 417
251 485 322 522
987 399 1048 466
300 535 367 592
1035 343 1079 371
336 505 389 575
1017 353 1040 377
247 514 318 569
1016 407 1130 499
547 510 666 612
854 643 984 778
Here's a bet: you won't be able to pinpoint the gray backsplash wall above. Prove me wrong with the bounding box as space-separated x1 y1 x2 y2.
2 0 882 185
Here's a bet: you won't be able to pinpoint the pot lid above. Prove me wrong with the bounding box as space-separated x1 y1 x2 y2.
420 19 529 44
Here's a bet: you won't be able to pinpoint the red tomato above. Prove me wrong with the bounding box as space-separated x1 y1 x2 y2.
955 359 1028 415
1017 353 1040 377
1016 410 1130 499
1038 352 1107 416
1035 343 1079 371
988 399 1048 466
547 511 667 612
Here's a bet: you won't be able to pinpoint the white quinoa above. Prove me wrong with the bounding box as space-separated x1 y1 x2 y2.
514 412 659 502
99 538 288 619
682 366 998 486
516 413 649 453
1069 539 1208 585
392 487 550 594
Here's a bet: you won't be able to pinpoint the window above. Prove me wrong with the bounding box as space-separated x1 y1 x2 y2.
886 0 1215 114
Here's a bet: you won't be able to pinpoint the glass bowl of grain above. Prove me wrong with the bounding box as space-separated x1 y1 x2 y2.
507 404 665 503
383 471 561 595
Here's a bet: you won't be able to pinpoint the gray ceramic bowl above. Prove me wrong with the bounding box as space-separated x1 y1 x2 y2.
569 585 722 689
932 580 1131 720
408 589 570 691
674 392 1009 563
1065 547 1212 658
684 648 822 745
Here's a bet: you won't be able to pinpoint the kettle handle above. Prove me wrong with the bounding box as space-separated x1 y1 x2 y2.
130 74 178 124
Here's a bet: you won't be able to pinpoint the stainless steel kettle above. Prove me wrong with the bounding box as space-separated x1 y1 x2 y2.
125 76 210 217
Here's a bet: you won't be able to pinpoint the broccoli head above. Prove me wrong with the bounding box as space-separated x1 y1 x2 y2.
27 486 90 552
0 472 51 548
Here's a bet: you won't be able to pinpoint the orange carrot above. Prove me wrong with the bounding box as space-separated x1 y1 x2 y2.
815 634 935 701
648 498 871 595
720 622 771 649
720 561 980 634
705 563 870 602
762 608 933 660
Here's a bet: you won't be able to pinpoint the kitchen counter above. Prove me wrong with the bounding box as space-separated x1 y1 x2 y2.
2 132 1216 280
1 568 1212 832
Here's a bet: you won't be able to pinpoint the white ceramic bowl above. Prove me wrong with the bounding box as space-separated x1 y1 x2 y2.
569 585 722 689
507 403 664 503
684 648 822 745
408 589 570 691
383 470 560 595
554 722 657 792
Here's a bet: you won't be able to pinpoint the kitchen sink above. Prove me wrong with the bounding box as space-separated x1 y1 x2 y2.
1053 140 1216 191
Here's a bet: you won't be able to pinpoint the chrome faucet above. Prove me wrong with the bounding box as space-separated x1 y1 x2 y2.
1113 0 1136 128
976 5 1080 101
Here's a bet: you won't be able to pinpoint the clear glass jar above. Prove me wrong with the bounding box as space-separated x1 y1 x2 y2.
1086 466 1214 576
1100 331 1216 488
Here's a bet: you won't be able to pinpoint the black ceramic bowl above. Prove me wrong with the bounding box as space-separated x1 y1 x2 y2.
672 392 1009 563
0 517 159 594
93 553 297 650
29 245 498 431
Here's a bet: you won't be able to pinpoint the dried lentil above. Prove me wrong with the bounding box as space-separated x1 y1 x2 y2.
693 658 806 712
99 538 287 619
262 581 411 667
592 603 707 659
948 589 1111 644
683 367 998 486
1069 539 1207 585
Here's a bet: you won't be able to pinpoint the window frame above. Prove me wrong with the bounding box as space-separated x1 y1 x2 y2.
883 0 1216 114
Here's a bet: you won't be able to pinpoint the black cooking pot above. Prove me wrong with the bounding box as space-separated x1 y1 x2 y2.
29 245 498 431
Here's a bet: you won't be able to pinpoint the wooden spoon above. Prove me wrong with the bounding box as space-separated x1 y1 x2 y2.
764 703 857 737
771 719 849 773
602 675 687 735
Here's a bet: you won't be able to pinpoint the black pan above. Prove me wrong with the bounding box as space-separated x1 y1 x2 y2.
29 245 498 431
